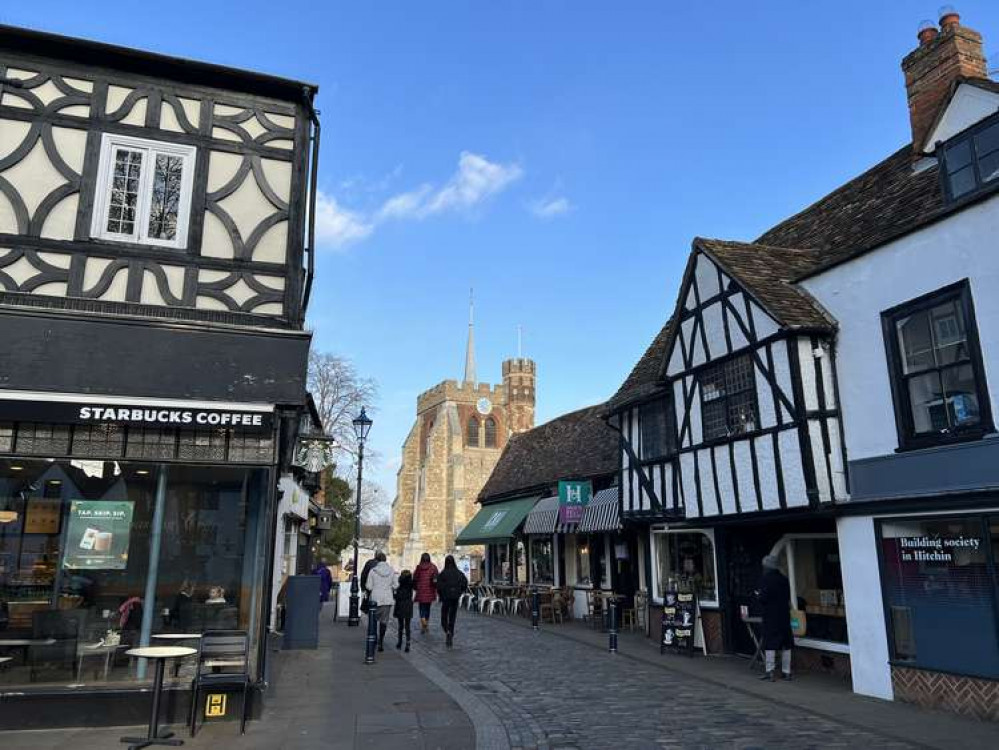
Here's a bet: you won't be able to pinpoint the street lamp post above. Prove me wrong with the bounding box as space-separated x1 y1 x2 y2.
347 407 373 627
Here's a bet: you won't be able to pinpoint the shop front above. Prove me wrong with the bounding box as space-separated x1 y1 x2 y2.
0 397 281 728
455 495 538 584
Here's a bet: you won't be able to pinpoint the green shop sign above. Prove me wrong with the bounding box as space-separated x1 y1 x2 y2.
62 500 135 570
558 480 592 524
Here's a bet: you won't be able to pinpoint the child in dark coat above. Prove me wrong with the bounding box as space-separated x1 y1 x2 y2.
394 569 415 652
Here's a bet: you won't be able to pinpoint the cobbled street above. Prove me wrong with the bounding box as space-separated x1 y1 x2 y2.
407 613 991 750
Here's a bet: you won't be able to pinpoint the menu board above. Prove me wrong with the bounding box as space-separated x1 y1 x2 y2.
62 500 134 570
661 589 697 655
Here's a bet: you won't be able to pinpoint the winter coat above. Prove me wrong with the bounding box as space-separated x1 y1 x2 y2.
758 568 794 651
365 561 397 608
394 579 415 620
313 565 333 602
413 561 439 604
359 558 378 590
435 567 468 601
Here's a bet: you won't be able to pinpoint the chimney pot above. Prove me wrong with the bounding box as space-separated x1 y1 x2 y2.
939 5 960 30
918 20 939 46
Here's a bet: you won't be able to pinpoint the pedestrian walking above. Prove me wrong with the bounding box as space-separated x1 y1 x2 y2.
394 569 415 652
412 552 439 635
313 559 333 602
358 553 379 615
757 553 793 681
365 552 397 652
435 554 468 649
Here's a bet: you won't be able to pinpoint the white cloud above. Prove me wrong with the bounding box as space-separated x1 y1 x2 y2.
530 195 573 219
314 192 374 249
316 152 523 249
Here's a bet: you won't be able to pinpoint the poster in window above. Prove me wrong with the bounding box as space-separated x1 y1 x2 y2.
24 499 62 534
62 500 135 570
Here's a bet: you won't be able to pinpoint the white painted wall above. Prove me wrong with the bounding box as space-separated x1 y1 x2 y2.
836 516 893 700
923 83 999 150
801 193 999 460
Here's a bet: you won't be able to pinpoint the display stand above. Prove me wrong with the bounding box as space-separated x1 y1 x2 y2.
660 579 701 657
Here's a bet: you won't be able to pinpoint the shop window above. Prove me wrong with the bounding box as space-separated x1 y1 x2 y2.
530 537 554 585
639 397 675 460
0 458 268 689
784 537 847 644
515 540 526 583
484 417 497 448
882 281 991 450
879 515 999 677
466 417 480 447
652 530 717 605
91 134 196 248
699 355 758 442
488 542 510 583
574 539 592 586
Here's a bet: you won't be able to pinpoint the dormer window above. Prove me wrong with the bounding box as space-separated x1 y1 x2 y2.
91 133 196 248
940 113 999 201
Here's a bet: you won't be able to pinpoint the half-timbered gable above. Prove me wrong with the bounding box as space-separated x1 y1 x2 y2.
612 237 848 522
0 26 318 328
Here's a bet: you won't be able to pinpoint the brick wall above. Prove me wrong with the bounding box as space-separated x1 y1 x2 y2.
892 666 999 722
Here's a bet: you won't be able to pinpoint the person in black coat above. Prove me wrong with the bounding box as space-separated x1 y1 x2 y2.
435 555 468 649
394 569 415 652
757 553 793 681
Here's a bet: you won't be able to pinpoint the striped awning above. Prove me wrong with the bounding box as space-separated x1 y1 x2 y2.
523 496 559 535
577 488 621 533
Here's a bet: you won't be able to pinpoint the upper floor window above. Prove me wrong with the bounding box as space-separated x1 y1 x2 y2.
883 281 992 449
699 354 757 442
91 134 196 249
941 114 999 201
484 417 497 448
639 396 675 460
466 416 480 447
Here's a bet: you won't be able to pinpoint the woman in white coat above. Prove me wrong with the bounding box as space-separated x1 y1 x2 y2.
365 551 397 651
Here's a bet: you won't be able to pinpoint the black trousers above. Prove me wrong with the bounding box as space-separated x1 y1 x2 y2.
396 617 411 640
440 598 460 634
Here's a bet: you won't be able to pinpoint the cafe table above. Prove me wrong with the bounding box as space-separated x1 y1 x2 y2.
152 634 202 676
77 641 130 682
120 645 197 749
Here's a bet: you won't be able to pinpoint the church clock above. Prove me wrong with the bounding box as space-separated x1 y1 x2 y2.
476 397 493 416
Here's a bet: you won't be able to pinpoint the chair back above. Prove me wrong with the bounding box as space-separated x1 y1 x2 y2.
196 630 249 676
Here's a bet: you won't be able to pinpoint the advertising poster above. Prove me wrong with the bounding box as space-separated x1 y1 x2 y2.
62 500 135 570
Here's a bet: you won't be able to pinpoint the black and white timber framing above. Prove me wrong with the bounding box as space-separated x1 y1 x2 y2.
613 244 848 520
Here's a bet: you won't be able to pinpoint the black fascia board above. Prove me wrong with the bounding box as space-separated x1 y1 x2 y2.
0 24 318 101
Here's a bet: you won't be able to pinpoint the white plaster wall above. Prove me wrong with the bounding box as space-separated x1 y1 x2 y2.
924 84 999 149
715 445 737 515
702 302 725 358
779 428 808 507
698 448 718 516
695 252 720 300
801 193 999 460
836 516 893 700
771 338 794 422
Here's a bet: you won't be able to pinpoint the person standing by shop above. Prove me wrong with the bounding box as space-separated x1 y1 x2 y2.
365 552 397 652
757 554 793 681
435 555 468 650
394 569 415 652
412 553 439 635
313 559 333 605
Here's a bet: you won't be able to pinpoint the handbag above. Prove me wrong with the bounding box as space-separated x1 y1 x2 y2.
360 593 371 614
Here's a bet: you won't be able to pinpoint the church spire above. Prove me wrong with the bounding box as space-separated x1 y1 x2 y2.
463 289 477 387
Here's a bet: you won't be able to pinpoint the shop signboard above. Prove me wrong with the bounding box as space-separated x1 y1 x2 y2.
661 585 697 655
557 480 591 524
62 500 134 570
895 534 982 563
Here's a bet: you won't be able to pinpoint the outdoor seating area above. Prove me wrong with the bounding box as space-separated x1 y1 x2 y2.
465 583 650 632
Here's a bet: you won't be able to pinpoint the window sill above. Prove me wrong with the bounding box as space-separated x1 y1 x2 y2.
794 637 849 654
894 428 994 454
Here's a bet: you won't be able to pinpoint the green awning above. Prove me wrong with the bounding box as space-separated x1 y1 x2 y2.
455 496 539 545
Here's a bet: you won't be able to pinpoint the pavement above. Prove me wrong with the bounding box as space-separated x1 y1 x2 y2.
3 607 998 749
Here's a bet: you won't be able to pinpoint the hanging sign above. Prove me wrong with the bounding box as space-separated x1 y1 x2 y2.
557 480 592 524
62 500 135 570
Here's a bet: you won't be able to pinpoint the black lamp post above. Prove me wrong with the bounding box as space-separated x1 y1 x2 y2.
347 407 373 627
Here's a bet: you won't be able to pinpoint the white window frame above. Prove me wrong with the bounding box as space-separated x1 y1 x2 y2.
91 133 196 249
650 526 719 608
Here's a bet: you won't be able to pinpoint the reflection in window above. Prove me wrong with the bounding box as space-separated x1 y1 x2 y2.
147 154 184 241
574 539 591 586
530 537 554 585
653 531 717 603
885 283 987 446
787 538 847 644
488 543 509 583
700 355 757 441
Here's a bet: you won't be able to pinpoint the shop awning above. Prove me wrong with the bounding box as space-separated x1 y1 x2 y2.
455 496 539 545
577 488 621 533
523 496 558 535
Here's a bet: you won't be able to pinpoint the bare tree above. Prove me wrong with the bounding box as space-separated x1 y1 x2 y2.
308 349 378 457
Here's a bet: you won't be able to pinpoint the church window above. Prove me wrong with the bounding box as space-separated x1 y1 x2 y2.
467 416 480 447
484 417 497 447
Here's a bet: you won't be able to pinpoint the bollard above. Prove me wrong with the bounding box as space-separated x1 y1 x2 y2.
531 588 540 631
364 599 378 664
608 599 618 654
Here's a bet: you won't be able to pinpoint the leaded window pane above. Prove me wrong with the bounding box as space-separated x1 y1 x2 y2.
177 430 227 462
72 424 124 458
125 428 175 460
699 354 757 441
484 418 497 448
467 417 479 447
15 424 71 455
107 148 143 235
0 422 13 452
228 433 275 463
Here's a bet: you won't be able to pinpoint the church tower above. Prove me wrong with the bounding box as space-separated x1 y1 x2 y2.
387 303 537 571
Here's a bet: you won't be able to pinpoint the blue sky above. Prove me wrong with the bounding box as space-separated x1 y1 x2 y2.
9 2 999 509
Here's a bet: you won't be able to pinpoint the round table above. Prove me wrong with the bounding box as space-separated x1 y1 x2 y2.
152 635 202 676
120 646 197 750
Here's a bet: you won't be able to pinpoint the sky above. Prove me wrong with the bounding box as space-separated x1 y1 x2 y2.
8 1 999 513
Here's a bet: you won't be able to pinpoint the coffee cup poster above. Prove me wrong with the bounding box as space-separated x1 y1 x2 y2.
62 500 135 570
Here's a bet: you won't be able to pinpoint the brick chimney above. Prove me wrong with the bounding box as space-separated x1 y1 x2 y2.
902 8 988 154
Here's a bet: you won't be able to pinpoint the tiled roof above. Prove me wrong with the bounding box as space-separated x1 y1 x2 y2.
478 404 619 503
695 238 833 329
604 319 673 413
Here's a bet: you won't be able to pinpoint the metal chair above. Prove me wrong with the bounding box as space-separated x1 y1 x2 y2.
188 630 250 737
